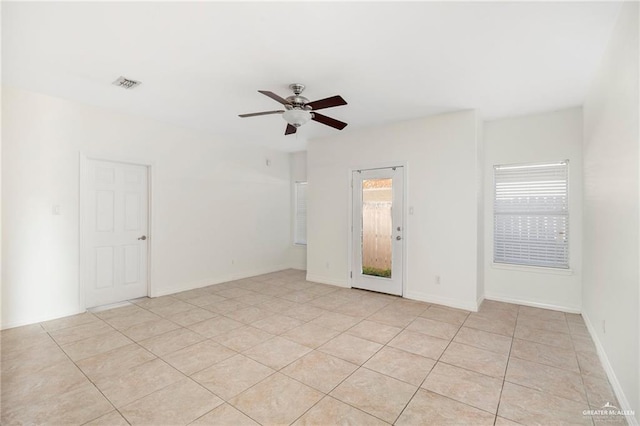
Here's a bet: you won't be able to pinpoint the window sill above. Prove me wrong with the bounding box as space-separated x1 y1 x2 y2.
491 262 573 276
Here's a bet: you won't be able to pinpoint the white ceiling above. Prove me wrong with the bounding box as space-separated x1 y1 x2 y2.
2 1 622 152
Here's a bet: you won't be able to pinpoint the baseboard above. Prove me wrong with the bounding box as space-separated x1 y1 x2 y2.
582 312 638 426
484 293 581 314
152 264 290 297
305 274 349 288
404 291 479 312
1 307 86 330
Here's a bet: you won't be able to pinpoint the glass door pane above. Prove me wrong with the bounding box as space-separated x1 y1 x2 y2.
361 178 393 278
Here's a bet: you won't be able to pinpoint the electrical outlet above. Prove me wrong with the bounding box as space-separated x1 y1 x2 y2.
325 262 330 269
435 275 441 285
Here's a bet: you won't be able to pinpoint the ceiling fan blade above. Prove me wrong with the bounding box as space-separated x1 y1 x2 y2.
258 90 291 106
285 124 297 135
312 113 348 130
307 95 347 111
238 110 284 118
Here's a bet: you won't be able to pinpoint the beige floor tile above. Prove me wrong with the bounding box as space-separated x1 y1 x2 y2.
307 311 362 332
420 305 470 326
192 354 274 400
1 382 113 426
121 378 223 425
224 306 274 324
572 334 598 354
566 313 585 324
453 326 513 355
388 299 430 316
517 316 571 334
61 329 133 361
282 305 328 321
230 373 324 425
293 396 389 426
48 321 114 345
480 300 520 314
514 322 574 349
510 338 580 373
568 321 590 337
171 287 210 301
188 316 244 338
190 403 259 425
163 340 236 375
318 333 383 365
202 299 249 314
213 325 275 352
396 389 495 426
388 330 449 360
345 319 402 344
583 376 619 408
243 336 312 369
1 329 55 361
280 289 319 303
281 322 340 348
251 314 304 334
139 327 205 356
331 299 388 317
98 358 184 407
464 313 516 336
131 296 176 310
165 307 218 327
76 344 156 385
440 342 508 378
368 306 417 327
330 368 417 424
120 318 182 341
577 351 608 379
494 416 524 426
93 304 145 321
188 293 228 307
308 294 349 310
282 351 358 393
422 362 503 413
84 410 130 425
364 346 435 386
40 312 101 332
105 309 163 331
1 339 69 378
148 299 195 317
233 293 275 306
257 297 299 313
216 288 258 299
406 317 459 340
518 306 567 322
498 382 591 425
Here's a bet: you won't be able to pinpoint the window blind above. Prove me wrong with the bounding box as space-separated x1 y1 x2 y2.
294 182 307 245
494 161 569 268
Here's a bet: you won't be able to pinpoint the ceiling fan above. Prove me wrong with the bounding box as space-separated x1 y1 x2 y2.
239 83 348 135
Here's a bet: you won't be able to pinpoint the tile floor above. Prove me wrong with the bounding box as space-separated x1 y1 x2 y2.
0 269 626 425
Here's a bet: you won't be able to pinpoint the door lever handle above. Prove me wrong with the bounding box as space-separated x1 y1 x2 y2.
138 235 147 241
396 236 402 241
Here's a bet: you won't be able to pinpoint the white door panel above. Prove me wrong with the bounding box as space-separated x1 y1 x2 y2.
84 159 148 308
352 167 404 296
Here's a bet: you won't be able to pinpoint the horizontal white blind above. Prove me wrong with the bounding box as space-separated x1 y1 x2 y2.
494 161 569 268
295 182 307 245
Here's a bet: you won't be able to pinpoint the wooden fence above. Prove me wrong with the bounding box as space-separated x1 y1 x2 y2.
362 202 392 270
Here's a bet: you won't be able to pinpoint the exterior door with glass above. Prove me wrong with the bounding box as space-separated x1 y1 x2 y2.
352 167 404 295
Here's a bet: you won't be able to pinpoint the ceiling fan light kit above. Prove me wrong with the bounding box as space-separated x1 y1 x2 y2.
239 83 348 135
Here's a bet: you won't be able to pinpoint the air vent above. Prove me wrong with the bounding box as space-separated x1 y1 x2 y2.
112 76 142 89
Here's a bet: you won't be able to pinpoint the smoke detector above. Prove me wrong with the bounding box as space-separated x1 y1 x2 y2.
112 76 142 89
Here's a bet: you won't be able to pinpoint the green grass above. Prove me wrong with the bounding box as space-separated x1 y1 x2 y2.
362 266 391 278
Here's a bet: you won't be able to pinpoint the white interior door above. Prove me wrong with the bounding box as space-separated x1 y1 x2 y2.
352 167 404 295
83 159 149 308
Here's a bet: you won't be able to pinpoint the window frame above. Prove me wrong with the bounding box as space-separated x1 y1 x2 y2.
492 160 570 270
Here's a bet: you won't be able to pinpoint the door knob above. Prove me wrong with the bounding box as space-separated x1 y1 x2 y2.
138 235 147 241
396 236 402 241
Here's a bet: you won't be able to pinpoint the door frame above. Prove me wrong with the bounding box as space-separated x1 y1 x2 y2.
78 152 155 310
348 161 408 296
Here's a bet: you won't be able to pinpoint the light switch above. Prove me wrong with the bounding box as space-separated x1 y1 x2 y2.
409 206 414 215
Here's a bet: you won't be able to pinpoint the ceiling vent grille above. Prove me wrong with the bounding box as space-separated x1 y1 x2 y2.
112 76 142 89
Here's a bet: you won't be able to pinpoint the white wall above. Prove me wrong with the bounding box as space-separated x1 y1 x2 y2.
1 86 293 328
483 107 583 312
582 1 639 421
289 151 307 270
306 110 480 311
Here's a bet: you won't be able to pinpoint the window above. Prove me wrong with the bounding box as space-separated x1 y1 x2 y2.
294 182 307 245
494 161 569 269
